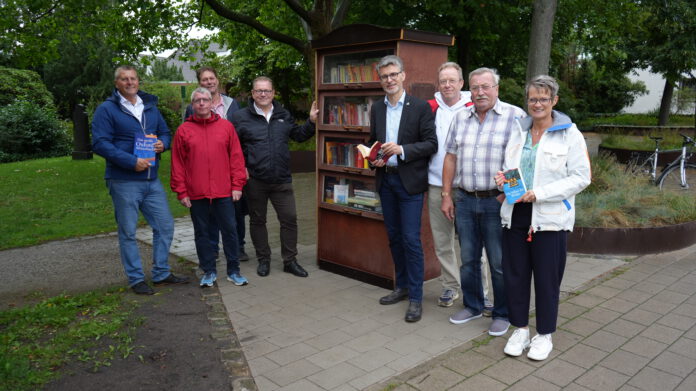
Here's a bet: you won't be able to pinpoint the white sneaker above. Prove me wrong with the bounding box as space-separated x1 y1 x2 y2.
527 333 553 361
503 328 530 356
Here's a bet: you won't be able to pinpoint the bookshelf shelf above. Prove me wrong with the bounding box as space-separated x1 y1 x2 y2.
312 24 453 289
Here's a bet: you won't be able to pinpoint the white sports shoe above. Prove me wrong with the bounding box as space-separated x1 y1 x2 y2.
527 333 553 361
503 328 530 356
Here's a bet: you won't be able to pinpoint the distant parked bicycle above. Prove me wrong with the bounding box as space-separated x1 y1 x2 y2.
657 133 695 192
624 135 664 183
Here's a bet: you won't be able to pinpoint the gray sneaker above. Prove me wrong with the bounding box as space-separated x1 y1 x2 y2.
438 288 460 307
449 308 482 325
488 318 511 336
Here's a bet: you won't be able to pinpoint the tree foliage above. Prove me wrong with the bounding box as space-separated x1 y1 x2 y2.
0 101 71 163
0 66 56 110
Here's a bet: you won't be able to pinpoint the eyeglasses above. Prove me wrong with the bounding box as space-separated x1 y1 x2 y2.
379 71 402 81
438 79 462 86
192 98 211 104
252 89 273 95
470 84 497 92
527 97 552 105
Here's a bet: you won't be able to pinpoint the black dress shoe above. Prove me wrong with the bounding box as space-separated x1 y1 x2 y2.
239 249 250 262
283 261 308 277
257 261 270 277
405 301 422 322
379 288 409 305
131 281 154 295
153 273 191 285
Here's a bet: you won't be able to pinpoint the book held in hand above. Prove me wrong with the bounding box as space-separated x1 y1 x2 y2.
134 133 158 167
356 141 391 162
502 168 527 204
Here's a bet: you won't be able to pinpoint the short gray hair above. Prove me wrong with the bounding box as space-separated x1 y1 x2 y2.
468 67 500 85
114 65 137 81
190 87 212 102
526 75 559 98
438 62 463 81
376 55 404 73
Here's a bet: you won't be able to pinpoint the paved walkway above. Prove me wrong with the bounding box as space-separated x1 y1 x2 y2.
137 172 696 390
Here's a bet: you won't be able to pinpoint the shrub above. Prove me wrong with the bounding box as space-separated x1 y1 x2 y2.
0 66 56 111
140 82 187 132
0 101 71 162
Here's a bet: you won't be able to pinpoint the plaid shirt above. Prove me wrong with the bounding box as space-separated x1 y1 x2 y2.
445 99 526 191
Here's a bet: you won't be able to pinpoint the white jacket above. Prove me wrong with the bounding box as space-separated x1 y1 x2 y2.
428 91 472 186
500 111 591 232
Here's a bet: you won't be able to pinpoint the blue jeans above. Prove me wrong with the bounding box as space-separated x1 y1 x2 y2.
107 178 174 286
190 197 240 275
455 191 508 319
207 195 248 254
379 173 425 302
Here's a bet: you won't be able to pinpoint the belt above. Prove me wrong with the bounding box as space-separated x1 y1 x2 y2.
462 189 501 198
384 165 399 174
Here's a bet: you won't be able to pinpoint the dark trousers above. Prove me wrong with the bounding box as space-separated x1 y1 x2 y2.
190 197 240 275
379 173 425 302
502 203 567 334
207 195 248 254
245 177 298 264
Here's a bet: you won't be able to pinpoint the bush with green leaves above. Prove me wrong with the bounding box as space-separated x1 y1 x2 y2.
0 101 71 163
0 66 56 110
140 81 187 132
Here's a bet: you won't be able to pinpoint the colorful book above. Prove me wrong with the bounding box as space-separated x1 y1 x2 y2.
503 168 527 204
133 133 157 167
356 141 391 163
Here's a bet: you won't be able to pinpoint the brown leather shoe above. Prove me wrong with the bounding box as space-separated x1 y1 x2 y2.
379 288 409 305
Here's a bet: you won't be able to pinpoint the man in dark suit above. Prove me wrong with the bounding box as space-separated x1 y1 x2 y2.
369 55 437 322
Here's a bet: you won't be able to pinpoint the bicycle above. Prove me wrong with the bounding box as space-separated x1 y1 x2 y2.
657 133 696 192
624 135 664 183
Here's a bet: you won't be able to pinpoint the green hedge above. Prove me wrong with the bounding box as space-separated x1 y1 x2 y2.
140 82 186 132
0 101 71 163
0 66 56 110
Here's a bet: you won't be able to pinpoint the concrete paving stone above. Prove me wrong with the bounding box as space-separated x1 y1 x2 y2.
265 328 317 348
559 301 590 319
481 357 537 385
304 329 354 351
627 366 683 391
637 299 679 316
583 330 629 353
448 373 507 391
472 333 509 359
327 383 358 391
630 263 662 275
306 345 361 369
622 308 664 327
242 339 281 360
560 343 610 369
649 350 696 378
585 285 624 300
618 270 652 283
602 277 636 291
348 347 402 372
617 385 643 391
235 301 284 318
533 358 586 387
561 316 605 337
600 349 652 376
551 329 584 352
386 350 432 372
306 362 366 390
506 375 561 391
264 358 323 387
648 272 682 286
672 303 696 320
266 342 320 366
347 366 396 390
616 289 655 305
277 379 326 391
254 375 280 391
584 307 623 324
598 297 639 315
406 366 465 391
248 356 280 376
567 293 606 309
675 372 696 391
442 350 497 377
421 338 462 356
342 330 392 353
657 313 696 331
338 317 387 337
640 323 684 345
621 335 668 359
668 281 696 297
383 332 439 356
686 324 696 340
604 318 647 339
563 384 593 391
301 316 350 335
667 337 696 360
575 366 630 391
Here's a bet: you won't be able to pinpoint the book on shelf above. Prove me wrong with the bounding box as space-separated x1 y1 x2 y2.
333 184 349 204
325 58 382 83
356 141 391 163
502 168 527 204
133 133 158 167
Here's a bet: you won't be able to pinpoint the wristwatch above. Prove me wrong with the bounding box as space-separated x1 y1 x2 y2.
441 192 450 197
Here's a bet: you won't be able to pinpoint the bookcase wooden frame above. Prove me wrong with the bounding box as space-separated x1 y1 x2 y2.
312 24 454 289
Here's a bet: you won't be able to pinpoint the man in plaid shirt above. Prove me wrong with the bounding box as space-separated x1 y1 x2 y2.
440 67 526 337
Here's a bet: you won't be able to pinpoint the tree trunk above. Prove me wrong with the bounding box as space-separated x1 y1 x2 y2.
526 0 557 81
658 77 675 126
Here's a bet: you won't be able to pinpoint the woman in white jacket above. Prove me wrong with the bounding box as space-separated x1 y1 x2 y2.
494 75 591 361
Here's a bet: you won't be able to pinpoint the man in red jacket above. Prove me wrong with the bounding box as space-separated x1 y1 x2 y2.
171 87 248 287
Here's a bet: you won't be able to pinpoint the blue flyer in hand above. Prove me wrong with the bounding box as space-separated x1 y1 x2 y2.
503 168 526 204
134 133 157 168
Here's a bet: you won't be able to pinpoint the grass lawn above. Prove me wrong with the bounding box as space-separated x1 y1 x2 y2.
0 153 189 250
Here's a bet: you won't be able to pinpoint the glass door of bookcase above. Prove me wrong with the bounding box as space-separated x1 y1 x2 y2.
319 48 393 87
320 93 383 132
319 173 382 219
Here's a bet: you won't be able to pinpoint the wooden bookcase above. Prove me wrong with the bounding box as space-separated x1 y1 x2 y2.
311 25 454 289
